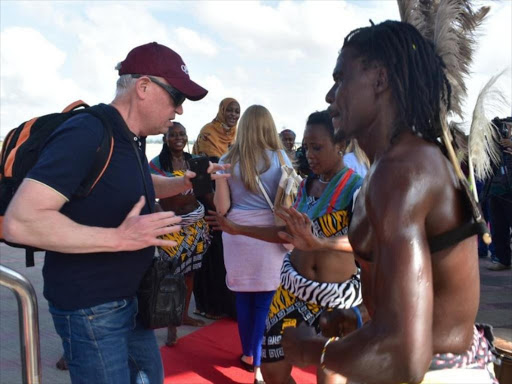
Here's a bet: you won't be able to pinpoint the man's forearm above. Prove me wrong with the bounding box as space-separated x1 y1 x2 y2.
151 174 189 199
4 209 121 253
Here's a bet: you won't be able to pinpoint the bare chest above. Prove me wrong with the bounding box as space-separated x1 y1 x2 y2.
348 184 374 262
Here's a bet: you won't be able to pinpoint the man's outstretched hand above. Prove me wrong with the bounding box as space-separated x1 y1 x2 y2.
116 196 182 250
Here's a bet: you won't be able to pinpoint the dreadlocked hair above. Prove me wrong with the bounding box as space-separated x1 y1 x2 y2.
158 138 172 173
342 20 451 144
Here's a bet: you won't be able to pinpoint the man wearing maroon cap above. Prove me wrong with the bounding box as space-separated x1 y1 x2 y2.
4 42 228 384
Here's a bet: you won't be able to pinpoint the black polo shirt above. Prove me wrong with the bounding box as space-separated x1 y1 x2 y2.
27 104 155 310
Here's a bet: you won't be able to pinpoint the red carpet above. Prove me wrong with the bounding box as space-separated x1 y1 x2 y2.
161 318 316 384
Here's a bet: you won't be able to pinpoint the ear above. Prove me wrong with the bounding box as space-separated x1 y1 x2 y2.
373 65 389 95
135 77 150 99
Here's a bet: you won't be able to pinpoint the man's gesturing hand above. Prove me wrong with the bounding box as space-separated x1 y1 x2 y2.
116 196 182 251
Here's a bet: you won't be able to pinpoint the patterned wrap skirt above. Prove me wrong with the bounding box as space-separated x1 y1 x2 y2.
158 203 211 275
261 253 362 363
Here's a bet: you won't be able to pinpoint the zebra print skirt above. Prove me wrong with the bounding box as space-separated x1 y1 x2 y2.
261 253 362 363
279 253 362 308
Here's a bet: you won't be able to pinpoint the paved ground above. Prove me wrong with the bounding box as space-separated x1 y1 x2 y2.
1 243 511 384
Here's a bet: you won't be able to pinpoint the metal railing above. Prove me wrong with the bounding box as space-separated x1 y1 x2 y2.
0 264 41 384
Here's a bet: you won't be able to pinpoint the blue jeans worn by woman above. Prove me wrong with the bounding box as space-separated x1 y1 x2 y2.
236 291 276 367
49 297 163 384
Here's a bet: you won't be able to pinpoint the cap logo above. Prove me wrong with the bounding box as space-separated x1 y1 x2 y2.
181 65 189 75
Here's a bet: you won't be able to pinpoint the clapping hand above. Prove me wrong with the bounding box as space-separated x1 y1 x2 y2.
275 207 320 251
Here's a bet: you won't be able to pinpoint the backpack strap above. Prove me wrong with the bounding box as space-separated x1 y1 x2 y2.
0 128 17 172
62 100 89 113
25 248 35 267
3 118 39 178
73 105 114 197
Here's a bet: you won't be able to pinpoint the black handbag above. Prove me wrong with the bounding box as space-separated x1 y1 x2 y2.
137 255 186 328
124 122 186 329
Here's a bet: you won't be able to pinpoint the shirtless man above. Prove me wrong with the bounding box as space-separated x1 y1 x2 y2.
280 21 496 384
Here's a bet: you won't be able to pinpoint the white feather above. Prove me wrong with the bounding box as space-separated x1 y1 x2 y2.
468 70 508 182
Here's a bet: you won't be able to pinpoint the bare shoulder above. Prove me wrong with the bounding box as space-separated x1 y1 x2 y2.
366 135 457 224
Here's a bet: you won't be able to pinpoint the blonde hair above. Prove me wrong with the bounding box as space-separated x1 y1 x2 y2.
346 139 370 169
224 105 283 192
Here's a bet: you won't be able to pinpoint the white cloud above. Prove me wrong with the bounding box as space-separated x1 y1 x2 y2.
175 27 218 57
0 27 84 130
1 0 511 143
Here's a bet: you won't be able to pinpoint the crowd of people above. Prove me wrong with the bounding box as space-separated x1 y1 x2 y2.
3 7 509 384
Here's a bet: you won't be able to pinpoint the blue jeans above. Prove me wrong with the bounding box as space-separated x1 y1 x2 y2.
236 291 276 367
49 297 163 384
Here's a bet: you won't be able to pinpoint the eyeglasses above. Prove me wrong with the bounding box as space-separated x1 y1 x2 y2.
131 74 186 107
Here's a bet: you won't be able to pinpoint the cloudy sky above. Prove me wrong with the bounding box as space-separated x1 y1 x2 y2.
1 0 510 142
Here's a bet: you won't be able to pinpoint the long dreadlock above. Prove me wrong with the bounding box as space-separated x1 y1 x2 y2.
342 20 451 144
158 138 172 173
343 19 492 243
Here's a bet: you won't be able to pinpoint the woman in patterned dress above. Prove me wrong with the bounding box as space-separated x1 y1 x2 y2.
149 122 211 346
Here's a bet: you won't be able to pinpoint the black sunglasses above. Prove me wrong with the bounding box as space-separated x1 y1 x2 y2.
131 74 186 107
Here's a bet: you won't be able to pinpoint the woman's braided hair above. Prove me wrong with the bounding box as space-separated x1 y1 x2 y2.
158 122 185 173
342 20 451 143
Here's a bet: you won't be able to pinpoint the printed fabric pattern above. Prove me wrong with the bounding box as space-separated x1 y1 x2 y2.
159 204 211 275
262 254 362 363
426 325 498 383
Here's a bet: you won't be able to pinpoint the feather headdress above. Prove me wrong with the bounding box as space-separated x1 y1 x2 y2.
468 70 507 184
397 0 495 244
398 0 489 118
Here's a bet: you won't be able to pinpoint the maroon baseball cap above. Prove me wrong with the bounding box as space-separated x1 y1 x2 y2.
117 42 208 101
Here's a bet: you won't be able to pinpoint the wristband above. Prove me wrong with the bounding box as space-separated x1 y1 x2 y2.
320 336 339 375
352 306 363 329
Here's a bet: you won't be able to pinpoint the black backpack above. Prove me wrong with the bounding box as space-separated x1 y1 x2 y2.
0 101 114 266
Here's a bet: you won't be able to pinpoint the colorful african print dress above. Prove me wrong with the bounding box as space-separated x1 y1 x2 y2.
149 156 211 275
262 167 364 363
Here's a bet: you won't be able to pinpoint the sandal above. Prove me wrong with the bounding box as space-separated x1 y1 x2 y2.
204 313 226 320
182 316 206 327
56 356 68 371
240 354 254 372
193 310 208 319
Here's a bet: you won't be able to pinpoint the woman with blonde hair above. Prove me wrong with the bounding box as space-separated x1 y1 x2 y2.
193 97 240 321
215 105 292 384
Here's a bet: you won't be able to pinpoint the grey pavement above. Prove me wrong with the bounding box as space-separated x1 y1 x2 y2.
1 243 511 384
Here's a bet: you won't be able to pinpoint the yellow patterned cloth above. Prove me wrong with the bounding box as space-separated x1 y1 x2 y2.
159 204 211 275
192 97 239 158
262 254 362 363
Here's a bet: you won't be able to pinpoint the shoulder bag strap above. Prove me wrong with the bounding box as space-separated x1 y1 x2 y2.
256 175 274 212
276 149 286 167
